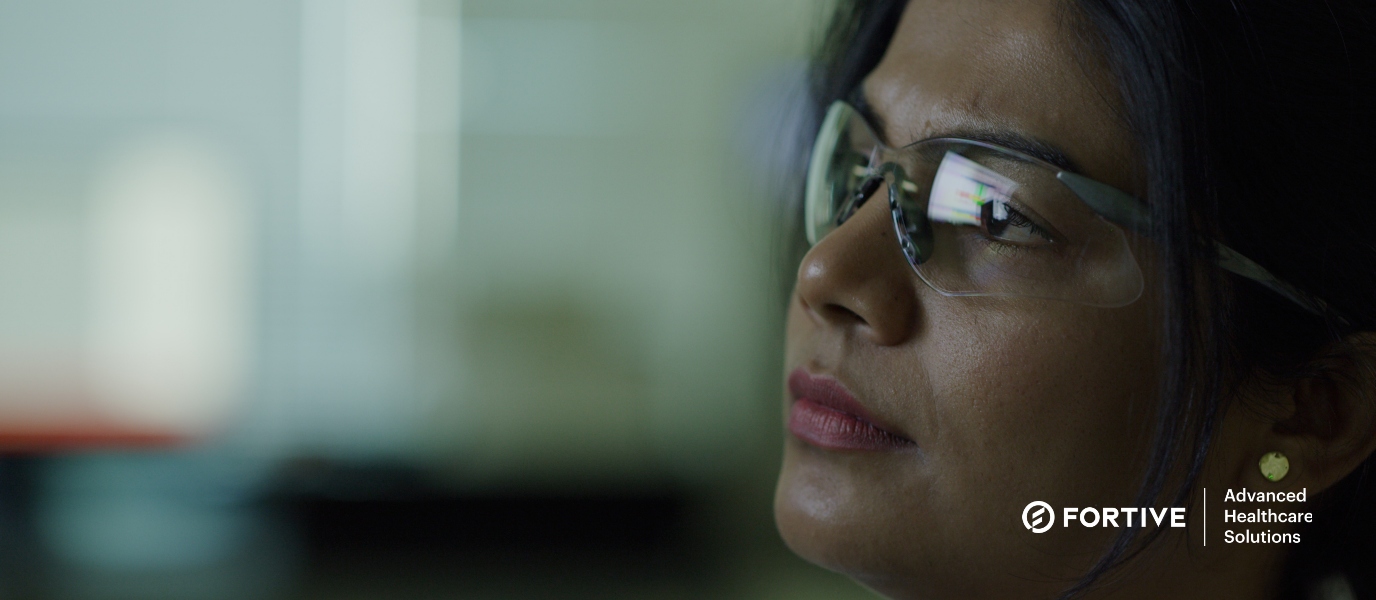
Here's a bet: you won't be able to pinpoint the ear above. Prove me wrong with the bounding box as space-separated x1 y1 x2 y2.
1251 332 1376 492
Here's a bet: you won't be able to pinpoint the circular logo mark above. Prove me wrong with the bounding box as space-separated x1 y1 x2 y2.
1022 501 1053 533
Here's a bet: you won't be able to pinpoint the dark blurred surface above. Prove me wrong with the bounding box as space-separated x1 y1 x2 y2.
1 456 878 600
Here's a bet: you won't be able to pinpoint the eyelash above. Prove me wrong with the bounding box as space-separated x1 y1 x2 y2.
991 207 1052 240
972 204 1056 256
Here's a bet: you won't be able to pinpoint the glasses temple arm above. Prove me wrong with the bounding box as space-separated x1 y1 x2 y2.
1056 171 1152 236
1055 171 1349 325
1212 243 1348 325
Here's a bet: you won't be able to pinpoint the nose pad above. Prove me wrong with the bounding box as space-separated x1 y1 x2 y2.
828 175 884 236
795 181 920 346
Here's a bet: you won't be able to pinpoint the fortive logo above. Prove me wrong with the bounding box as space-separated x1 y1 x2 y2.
1020 501 1186 533
1022 501 1053 533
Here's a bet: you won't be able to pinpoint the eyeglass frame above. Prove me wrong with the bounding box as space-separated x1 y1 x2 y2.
806 99 1346 324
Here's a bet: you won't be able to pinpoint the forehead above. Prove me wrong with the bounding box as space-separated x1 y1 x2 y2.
865 0 1136 191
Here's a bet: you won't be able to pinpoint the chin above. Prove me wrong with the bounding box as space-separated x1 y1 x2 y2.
772 442 1051 600
772 488 936 600
773 441 906 584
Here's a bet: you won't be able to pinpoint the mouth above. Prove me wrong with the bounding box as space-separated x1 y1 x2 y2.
786 368 915 452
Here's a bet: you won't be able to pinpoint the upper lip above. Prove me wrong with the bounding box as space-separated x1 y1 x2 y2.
787 368 912 441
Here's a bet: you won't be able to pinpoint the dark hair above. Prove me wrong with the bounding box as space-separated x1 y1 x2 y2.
802 0 1376 597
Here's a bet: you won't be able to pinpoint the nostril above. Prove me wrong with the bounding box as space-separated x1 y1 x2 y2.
819 302 867 327
798 291 855 318
798 290 870 330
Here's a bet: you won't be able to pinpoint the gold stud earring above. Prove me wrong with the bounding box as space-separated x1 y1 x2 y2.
1259 451 1290 482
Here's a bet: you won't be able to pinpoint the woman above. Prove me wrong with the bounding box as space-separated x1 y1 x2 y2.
774 1 1376 598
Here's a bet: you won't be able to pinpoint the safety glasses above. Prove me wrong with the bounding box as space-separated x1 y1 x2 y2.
805 100 1340 317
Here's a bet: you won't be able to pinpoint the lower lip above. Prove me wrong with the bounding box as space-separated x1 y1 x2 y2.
788 399 914 452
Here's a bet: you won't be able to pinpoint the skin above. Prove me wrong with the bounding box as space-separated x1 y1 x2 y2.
774 1 1376 599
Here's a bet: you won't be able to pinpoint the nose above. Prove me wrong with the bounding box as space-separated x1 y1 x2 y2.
795 183 920 346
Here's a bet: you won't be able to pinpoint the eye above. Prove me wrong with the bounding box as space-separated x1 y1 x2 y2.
980 200 1053 245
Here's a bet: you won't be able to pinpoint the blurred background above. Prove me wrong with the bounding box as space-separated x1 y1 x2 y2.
0 0 879 598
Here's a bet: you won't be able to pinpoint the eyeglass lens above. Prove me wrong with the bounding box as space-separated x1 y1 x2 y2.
805 102 1144 307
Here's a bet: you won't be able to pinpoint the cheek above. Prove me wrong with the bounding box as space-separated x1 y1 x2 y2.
909 305 1161 584
927 305 1158 498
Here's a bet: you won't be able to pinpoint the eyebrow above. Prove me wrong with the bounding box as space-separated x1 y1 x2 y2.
853 89 1082 174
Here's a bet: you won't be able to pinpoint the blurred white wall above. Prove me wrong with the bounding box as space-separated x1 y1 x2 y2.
441 0 814 485
0 0 297 440
0 0 816 483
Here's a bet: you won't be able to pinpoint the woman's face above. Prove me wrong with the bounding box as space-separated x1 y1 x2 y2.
775 1 1161 598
